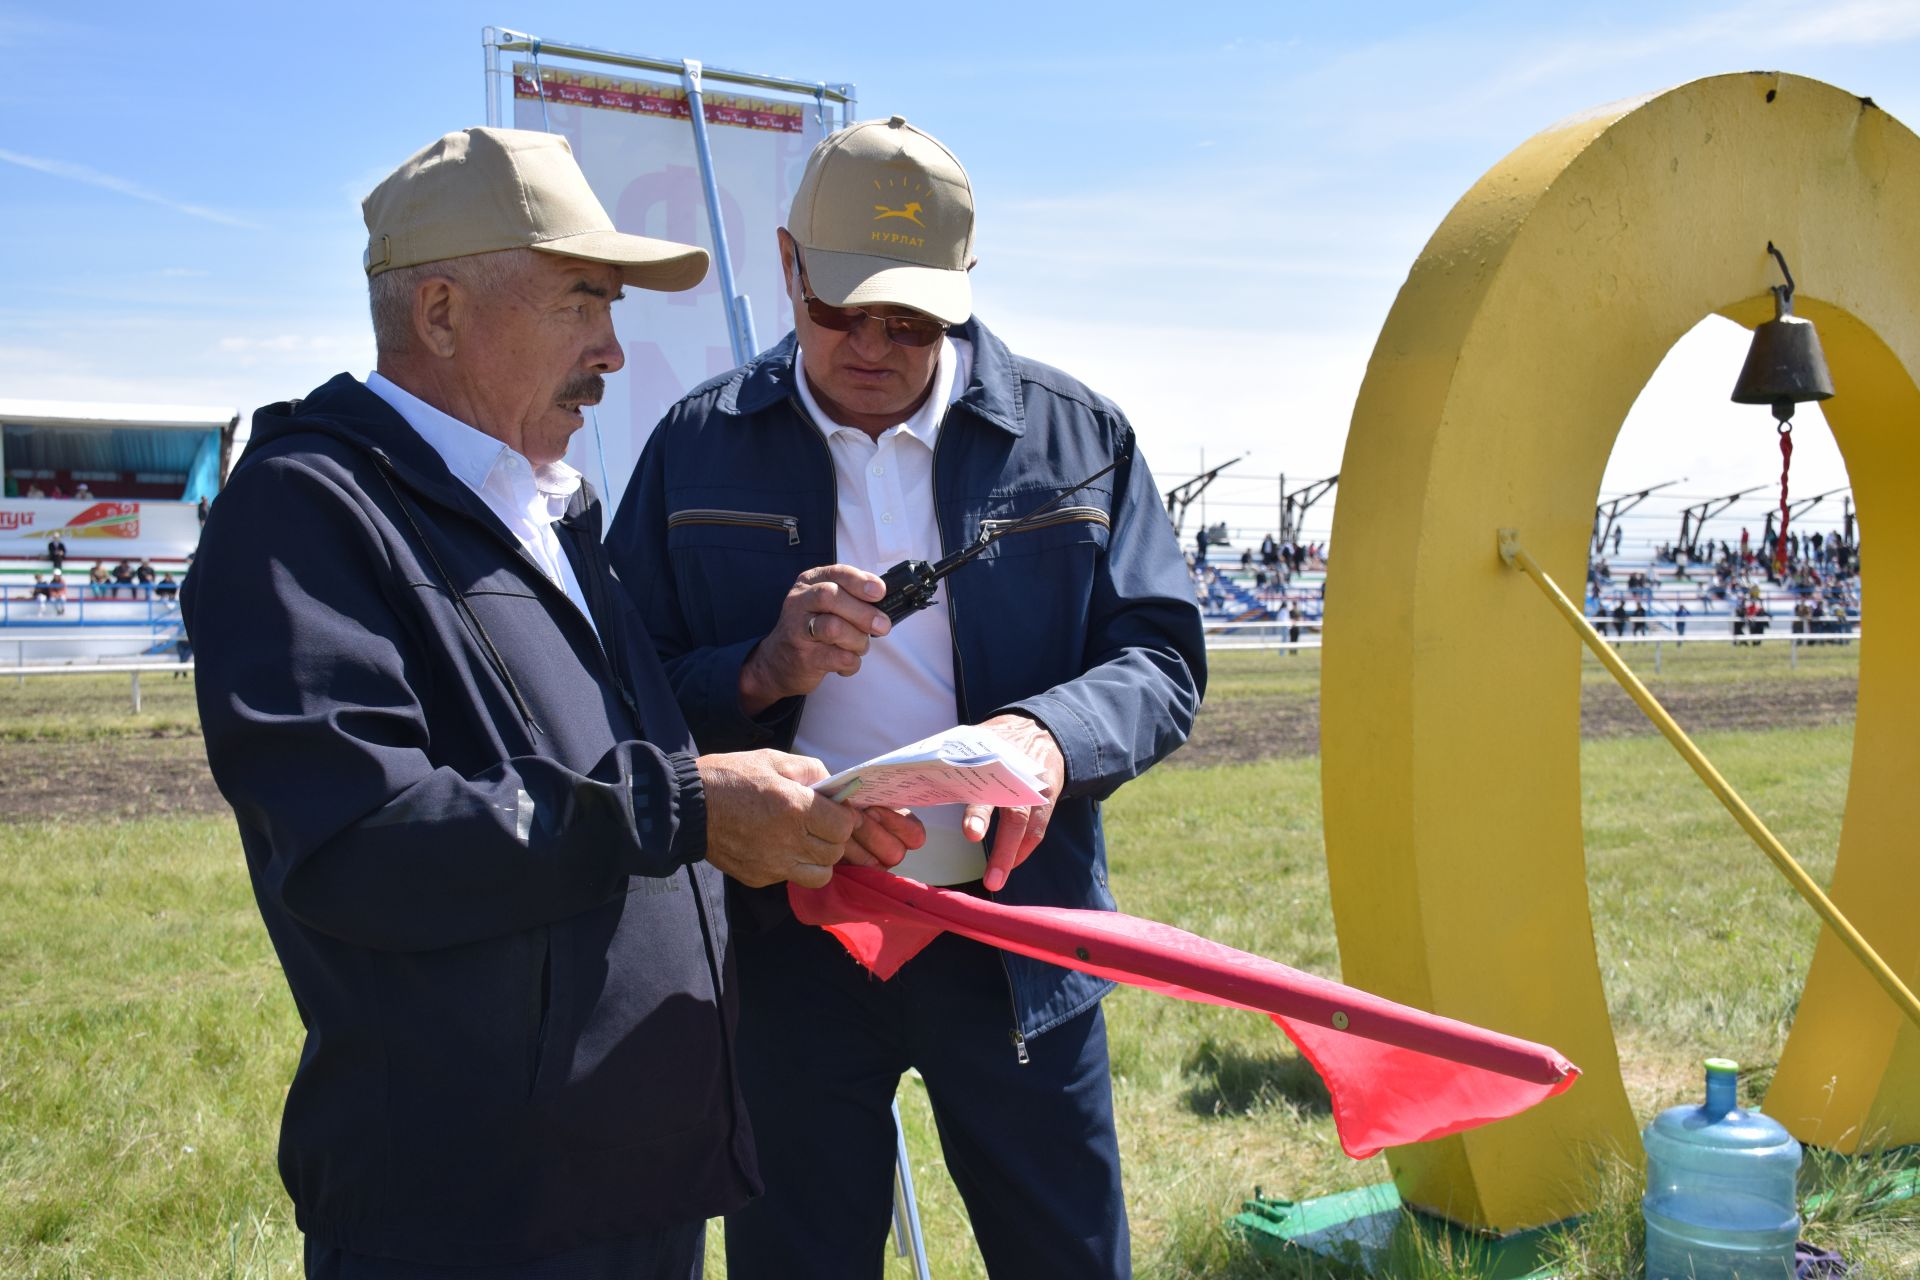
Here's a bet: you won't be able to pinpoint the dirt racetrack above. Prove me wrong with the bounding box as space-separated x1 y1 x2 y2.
1167 672 1859 770
2 734 227 824
0 673 1858 823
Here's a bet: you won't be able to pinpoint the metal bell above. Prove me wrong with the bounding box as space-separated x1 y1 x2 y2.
1731 285 1834 422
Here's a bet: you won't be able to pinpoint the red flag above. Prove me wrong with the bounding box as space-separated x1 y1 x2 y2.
791 868 1578 1159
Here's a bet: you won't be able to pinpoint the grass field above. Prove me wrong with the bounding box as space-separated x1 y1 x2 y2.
1 649 1913 1277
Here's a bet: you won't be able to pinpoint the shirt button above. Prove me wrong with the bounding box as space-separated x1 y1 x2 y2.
881 512 894 524
872 464 885 476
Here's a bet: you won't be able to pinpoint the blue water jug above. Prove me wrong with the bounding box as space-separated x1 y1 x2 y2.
1642 1058 1801 1279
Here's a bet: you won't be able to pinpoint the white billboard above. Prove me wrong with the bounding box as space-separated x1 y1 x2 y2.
512 64 825 510
0 498 201 561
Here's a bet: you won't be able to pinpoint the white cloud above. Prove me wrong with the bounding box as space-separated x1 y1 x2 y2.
215 334 356 355
1464 0 1920 103
0 11 86 47
0 148 257 229
1764 0 1920 46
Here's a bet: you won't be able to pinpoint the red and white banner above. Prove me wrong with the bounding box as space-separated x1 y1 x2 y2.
0 499 200 560
514 64 825 511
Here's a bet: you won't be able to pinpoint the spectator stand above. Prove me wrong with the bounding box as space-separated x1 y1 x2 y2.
1184 516 1861 655
0 397 229 657
1579 526 1862 643
1189 534 1329 639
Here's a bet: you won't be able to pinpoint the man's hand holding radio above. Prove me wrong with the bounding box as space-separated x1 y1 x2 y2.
739 564 894 715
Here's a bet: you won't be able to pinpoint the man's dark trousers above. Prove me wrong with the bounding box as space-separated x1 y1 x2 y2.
724 916 1130 1279
305 1224 704 1279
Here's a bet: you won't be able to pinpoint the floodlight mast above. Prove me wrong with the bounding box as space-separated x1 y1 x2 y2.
1281 474 1339 548
1763 486 1852 552
1589 478 1682 556
1163 455 1245 535
1677 484 1768 559
1784 485 1850 524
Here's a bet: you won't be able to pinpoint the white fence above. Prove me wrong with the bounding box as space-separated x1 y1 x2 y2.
1202 623 1862 672
0 626 1862 715
0 660 194 711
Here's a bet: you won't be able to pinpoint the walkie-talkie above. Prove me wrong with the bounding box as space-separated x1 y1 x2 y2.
875 459 1120 624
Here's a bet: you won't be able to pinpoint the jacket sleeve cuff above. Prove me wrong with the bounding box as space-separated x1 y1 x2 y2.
664 749 708 867
993 696 1097 797
693 637 802 749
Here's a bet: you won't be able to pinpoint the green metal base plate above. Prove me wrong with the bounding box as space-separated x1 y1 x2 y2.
1231 1183 1561 1279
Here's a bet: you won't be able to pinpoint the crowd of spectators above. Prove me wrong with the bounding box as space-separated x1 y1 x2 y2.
12 480 95 500
1184 532 1328 653
8 556 181 616
1231 533 1328 600
1585 523 1861 643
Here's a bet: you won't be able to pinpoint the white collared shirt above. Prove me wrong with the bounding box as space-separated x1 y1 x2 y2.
365 372 599 643
791 337 984 885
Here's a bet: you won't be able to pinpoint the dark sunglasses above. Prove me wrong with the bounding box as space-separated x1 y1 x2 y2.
793 251 947 348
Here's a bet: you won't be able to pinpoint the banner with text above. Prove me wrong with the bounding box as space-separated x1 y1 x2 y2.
0 500 201 560
514 64 825 511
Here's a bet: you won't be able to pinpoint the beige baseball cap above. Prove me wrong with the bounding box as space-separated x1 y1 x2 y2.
786 116 973 326
362 127 709 291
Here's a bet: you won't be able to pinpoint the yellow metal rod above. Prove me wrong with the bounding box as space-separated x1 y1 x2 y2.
1497 529 1920 1034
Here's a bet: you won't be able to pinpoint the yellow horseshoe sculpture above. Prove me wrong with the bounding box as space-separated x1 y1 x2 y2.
1322 72 1920 1231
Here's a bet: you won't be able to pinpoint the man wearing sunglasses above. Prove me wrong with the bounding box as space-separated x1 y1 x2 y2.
608 116 1205 1278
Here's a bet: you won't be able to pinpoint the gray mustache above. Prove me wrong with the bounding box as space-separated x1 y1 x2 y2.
558 375 605 406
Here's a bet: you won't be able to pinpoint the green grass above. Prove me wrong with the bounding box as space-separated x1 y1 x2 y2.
3 676 1912 1276
0 818 302 1276
1200 634 1859 702
0 673 200 742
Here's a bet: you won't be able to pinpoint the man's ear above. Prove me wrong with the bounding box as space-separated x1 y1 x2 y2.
776 228 799 301
415 275 458 359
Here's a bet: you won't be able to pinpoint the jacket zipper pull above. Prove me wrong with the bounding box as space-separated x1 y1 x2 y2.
782 517 799 546
1010 1029 1030 1066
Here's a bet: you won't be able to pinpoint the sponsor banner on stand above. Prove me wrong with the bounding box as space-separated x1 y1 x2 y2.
0 499 201 560
514 63 825 511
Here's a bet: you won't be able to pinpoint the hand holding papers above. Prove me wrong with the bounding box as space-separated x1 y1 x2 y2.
814 725 1050 810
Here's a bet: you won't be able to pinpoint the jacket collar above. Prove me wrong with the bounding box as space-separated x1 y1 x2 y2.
720 317 1025 437
246 373 600 541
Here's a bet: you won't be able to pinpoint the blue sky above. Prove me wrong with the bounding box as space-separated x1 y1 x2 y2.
4 0 1916 545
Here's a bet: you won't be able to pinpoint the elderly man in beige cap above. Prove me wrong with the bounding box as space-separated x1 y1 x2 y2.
610 117 1205 1279
185 127 879 1278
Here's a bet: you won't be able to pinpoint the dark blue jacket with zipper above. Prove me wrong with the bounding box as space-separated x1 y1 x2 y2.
182 374 756 1264
606 319 1206 1044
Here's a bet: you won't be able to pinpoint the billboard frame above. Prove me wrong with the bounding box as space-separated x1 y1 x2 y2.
481 27 856 366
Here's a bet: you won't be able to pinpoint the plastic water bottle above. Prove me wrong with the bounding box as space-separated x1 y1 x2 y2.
1642 1058 1801 1279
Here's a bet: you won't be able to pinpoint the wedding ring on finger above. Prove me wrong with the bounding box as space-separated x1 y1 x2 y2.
807 615 820 641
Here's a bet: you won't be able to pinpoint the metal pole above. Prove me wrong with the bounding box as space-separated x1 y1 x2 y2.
483 30 856 105
482 27 504 127
1498 528 1920 1035
681 59 754 367
733 295 760 361
130 670 141 713
889 1099 931 1280
1197 447 1206 540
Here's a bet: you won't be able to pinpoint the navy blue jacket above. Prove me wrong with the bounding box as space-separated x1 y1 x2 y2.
183 375 756 1264
607 320 1206 1042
